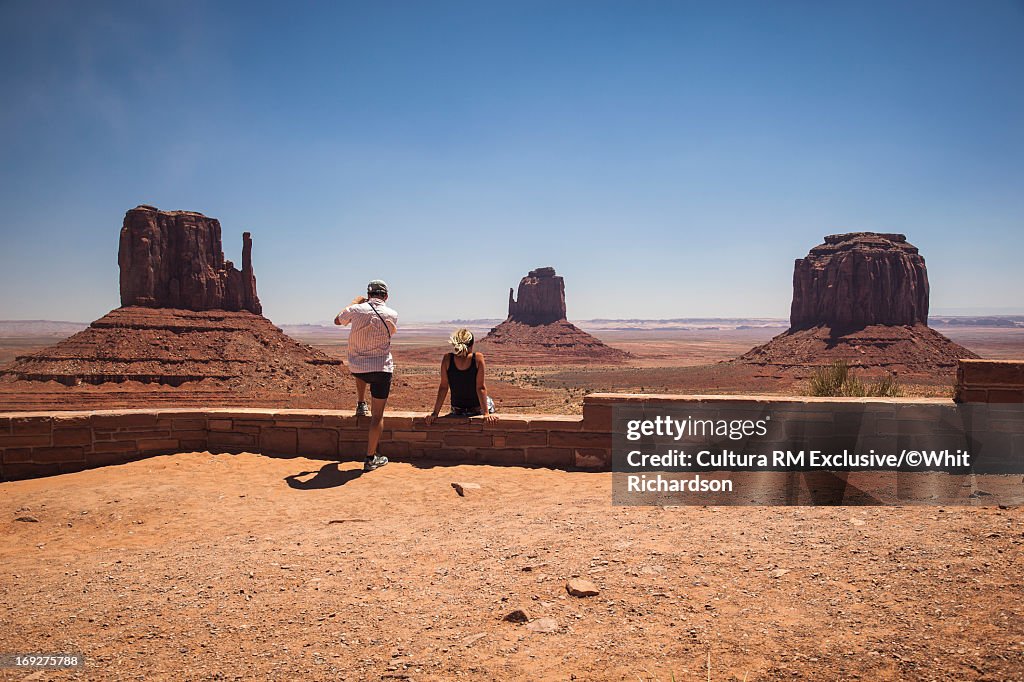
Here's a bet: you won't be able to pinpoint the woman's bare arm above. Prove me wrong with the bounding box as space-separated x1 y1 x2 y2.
475 353 497 423
425 355 450 424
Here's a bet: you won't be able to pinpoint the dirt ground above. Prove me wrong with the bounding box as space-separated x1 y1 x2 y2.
2 452 1023 681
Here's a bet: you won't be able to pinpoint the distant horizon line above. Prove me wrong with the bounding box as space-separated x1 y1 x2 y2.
4 310 1024 328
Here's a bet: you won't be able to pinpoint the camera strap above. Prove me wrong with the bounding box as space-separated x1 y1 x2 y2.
368 301 392 339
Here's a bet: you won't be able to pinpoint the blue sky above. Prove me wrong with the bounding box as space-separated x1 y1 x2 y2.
1 1 1022 323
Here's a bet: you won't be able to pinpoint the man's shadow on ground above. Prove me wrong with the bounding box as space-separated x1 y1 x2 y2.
285 462 363 490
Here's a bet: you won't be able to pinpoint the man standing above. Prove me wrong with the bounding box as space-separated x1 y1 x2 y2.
334 279 398 472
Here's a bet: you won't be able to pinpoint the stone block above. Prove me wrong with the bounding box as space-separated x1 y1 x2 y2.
31 446 86 464
477 448 527 466
548 431 611 448
504 432 548 447
582 403 613 432
137 439 180 453
91 441 137 453
0 434 52 447
525 447 573 468
298 428 339 457
574 448 610 469
260 427 297 456
11 418 51 436
443 433 494 447
3 462 60 480
87 451 136 467
171 418 207 431
392 431 429 442
52 428 93 447
90 413 159 429
2 448 33 464
208 432 256 452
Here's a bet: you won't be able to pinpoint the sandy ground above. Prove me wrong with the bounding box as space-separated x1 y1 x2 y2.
2 452 1023 681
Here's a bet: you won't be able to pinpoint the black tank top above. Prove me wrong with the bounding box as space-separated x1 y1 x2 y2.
446 352 480 409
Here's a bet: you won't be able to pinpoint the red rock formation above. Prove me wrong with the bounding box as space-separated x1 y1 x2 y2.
0 206 368 409
736 232 976 375
508 267 566 325
790 232 928 330
736 323 977 375
118 205 262 314
0 307 342 387
483 267 629 362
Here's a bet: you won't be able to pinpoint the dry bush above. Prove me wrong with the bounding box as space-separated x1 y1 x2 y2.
807 360 903 397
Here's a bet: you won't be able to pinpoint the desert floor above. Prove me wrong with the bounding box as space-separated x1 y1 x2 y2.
2 452 1023 681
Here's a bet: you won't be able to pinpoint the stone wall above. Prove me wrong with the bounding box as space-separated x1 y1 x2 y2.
3 361 1022 482
956 359 1024 403
0 409 605 482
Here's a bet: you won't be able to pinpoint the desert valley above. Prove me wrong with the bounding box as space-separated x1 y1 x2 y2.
1 206 1023 681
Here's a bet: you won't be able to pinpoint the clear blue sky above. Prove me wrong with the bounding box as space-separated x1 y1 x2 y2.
1 1 1022 323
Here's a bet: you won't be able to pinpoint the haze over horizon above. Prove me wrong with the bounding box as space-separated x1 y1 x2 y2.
1 1 1022 324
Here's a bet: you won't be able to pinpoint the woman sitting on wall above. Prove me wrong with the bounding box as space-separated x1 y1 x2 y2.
424 329 498 424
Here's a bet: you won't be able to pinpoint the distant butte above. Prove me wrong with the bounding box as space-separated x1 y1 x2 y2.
507 266 566 325
790 232 928 330
481 267 630 363
735 232 977 375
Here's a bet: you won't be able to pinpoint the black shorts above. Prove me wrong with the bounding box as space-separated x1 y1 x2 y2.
352 371 393 400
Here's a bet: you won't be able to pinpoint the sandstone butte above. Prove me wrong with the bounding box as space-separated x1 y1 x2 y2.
480 267 630 363
735 232 977 375
0 206 350 404
119 205 262 314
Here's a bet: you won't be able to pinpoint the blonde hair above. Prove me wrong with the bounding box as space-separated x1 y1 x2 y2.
449 328 474 357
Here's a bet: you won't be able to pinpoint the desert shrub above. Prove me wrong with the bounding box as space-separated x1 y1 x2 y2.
807 360 902 397
869 373 902 397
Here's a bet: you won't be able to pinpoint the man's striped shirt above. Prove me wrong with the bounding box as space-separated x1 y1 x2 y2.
335 298 398 373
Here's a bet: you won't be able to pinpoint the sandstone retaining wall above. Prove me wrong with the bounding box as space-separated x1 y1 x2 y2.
3 366 1022 482
956 359 1024 403
0 409 600 482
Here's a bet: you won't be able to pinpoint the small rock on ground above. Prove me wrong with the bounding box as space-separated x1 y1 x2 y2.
526 617 558 633
566 578 600 597
503 608 530 623
451 482 481 497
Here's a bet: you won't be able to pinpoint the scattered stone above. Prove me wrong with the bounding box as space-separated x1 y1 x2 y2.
14 515 39 523
462 633 487 647
451 482 481 497
503 608 530 623
566 578 600 597
771 569 791 579
526 617 558 633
